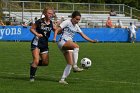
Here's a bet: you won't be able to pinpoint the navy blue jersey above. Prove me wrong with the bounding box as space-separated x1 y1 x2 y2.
31 18 54 52
35 18 53 39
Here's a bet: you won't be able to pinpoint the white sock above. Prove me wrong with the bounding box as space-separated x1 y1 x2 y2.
61 64 72 81
72 48 79 68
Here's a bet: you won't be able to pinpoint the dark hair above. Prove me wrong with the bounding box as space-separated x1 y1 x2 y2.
71 11 81 18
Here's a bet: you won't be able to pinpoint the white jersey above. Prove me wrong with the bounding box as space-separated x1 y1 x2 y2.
128 25 136 33
59 19 82 41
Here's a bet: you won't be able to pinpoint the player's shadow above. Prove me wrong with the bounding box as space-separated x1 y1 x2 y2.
0 74 59 83
34 76 59 82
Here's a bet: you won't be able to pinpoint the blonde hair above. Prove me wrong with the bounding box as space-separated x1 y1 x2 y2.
40 6 54 19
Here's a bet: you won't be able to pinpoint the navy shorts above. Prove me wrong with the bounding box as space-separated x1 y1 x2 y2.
31 37 49 54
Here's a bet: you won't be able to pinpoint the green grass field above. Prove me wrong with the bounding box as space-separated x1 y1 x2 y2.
0 41 140 93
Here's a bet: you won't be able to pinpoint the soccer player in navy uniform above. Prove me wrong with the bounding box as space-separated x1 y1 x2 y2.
30 7 55 82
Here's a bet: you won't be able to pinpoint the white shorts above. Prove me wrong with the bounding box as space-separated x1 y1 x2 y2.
57 39 73 53
57 39 67 49
130 32 136 38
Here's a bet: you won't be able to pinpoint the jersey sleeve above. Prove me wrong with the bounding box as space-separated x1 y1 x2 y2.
35 19 42 28
76 24 82 33
59 20 69 29
35 19 40 24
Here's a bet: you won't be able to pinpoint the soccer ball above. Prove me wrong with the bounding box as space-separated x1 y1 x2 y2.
80 58 92 69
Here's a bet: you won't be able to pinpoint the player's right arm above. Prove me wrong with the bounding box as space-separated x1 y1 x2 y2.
53 26 62 42
30 23 43 38
53 20 68 42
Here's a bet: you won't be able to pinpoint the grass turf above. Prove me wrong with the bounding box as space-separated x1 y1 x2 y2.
0 41 140 93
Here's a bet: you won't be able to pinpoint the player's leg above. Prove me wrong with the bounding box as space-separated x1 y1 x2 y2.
127 30 131 42
62 41 83 72
133 32 136 43
38 46 49 66
39 52 49 66
30 48 40 82
59 50 73 84
130 32 133 43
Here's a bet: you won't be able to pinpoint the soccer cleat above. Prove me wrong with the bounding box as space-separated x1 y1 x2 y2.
73 67 84 72
30 78 35 82
59 80 68 84
30 76 35 82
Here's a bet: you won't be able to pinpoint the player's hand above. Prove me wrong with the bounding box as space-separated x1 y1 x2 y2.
36 33 43 38
92 39 98 43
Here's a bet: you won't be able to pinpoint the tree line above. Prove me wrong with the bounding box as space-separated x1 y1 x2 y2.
0 0 140 20
19 0 140 9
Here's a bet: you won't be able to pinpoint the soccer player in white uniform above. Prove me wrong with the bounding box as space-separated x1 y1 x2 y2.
53 11 97 84
128 22 137 43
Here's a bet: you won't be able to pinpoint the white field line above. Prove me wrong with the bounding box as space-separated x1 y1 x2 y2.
0 71 140 85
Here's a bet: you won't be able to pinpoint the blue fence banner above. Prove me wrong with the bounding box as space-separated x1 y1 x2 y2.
0 26 33 41
0 26 140 42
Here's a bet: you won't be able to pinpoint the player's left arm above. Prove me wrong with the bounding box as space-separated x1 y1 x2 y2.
134 25 138 31
53 26 62 42
79 32 97 43
53 21 58 32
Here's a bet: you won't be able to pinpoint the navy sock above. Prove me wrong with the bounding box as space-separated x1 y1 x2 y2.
30 66 37 79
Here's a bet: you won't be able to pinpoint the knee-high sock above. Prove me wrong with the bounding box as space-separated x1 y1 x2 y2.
72 48 79 68
30 66 37 78
61 64 72 81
